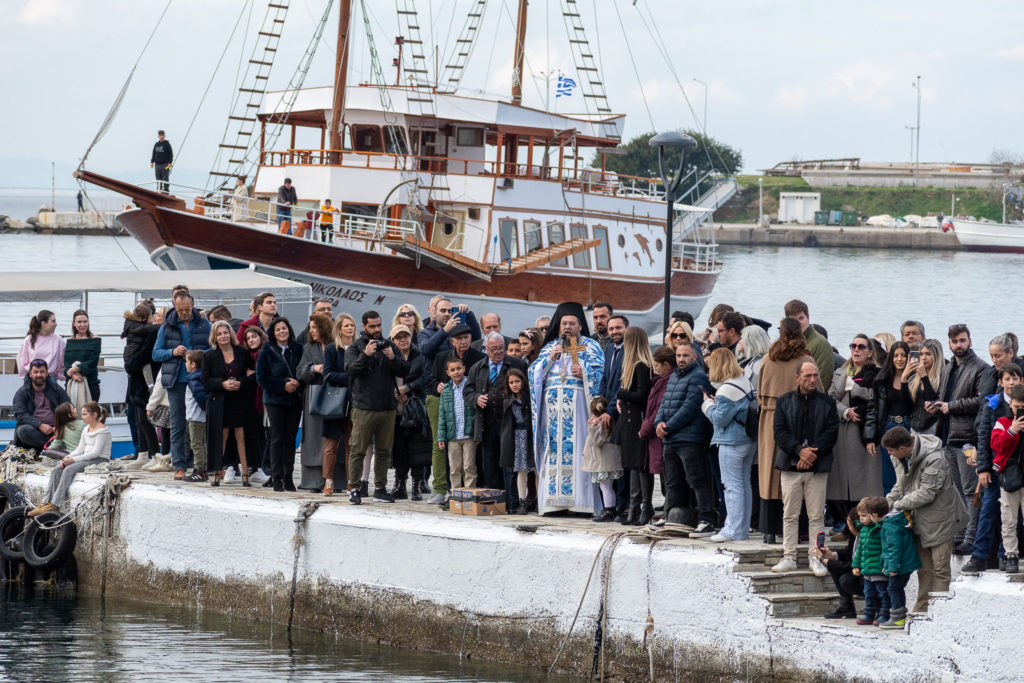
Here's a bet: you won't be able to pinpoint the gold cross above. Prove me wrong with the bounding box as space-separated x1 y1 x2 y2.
562 335 586 366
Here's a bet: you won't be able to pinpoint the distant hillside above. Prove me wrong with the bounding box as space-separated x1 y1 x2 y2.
717 176 1003 223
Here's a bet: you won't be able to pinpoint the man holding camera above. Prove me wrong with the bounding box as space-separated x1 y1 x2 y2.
344 310 410 504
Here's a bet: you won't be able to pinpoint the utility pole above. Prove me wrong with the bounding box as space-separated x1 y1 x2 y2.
758 176 763 226
913 75 921 186
904 126 914 164
51 162 55 210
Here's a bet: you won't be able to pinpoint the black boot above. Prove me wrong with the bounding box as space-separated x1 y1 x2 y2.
824 596 857 619
634 504 655 526
593 507 616 523
419 478 431 494
620 503 640 526
392 477 408 500
359 480 369 498
410 478 423 501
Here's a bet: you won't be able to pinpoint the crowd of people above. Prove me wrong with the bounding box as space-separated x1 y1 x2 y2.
12 289 1022 625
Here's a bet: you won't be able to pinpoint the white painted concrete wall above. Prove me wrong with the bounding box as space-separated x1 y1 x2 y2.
26 473 1024 682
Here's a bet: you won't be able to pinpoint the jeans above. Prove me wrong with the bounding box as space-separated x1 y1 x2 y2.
862 578 890 621
167 383 188 471
503 467 521 508
973 472 1003 561
943 444 979 544
276 208 292 231
828 563 863 599
887 572 911 613
879 417 901 495
663 441 714 524
718 441 756 539
14 424 48 449
44 457 105 507
155 164 170 193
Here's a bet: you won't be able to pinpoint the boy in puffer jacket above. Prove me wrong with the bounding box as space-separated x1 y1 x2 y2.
851 496 891 626
987 384 1024 573
878 509 921 629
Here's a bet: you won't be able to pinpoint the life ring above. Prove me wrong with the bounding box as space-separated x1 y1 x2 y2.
0 482 29 515
23 512 77 572
0 505 29 562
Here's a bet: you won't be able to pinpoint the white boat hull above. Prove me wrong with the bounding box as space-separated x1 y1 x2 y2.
951 218 1024 253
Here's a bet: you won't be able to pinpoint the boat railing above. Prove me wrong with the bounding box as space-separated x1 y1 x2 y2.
137 180 424 247
672 242 720 274
259 148 673 200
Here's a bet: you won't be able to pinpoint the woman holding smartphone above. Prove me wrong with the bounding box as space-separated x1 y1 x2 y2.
908 339 944 435
864 340 913 494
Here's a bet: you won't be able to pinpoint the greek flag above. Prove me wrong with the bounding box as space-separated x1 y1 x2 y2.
555 75 577 98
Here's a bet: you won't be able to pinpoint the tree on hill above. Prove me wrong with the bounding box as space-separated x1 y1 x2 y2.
594 131 742 196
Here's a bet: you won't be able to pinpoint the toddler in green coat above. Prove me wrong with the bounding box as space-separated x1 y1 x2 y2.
879 507 922 629
852 496 890 626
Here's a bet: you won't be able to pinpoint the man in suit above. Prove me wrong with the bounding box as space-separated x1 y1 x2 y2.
597 314 628 514
466 331 528 507
470 312 513 351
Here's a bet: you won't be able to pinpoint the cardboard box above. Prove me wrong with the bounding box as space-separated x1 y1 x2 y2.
450 487 507 516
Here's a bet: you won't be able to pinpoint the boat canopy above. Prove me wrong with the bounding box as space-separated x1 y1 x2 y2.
259 85 624 145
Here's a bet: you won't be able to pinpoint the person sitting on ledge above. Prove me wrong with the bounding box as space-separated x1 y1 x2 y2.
28 401 112 518
13 359 71 450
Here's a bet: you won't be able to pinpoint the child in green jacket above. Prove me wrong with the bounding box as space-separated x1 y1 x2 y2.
878 508 922 629
852 496 891 626
437 357 477 491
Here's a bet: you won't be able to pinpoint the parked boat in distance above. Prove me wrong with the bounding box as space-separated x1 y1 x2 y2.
950 218 1024 253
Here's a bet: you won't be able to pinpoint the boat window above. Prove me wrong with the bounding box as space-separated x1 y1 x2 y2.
499 219 519 261
524 220 542 253
570 223 591 268
456 127 483 147
592 225 611 270
351 125 383 153
384 126 408 154
341 124 353 151
547 222 568 266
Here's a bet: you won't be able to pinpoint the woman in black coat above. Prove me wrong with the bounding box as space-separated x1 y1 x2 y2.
390 326 433 499
121 302 162 464
611 327 655 525
320 314 357 496
256 317 304 492
203 321 254 486
500 368 534 514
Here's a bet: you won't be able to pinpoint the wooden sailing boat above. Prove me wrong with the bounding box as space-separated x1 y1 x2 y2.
78 0 735 334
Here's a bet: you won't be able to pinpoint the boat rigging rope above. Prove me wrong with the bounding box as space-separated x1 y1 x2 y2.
175 1 255 171
287 501 321 631
611 0 655 132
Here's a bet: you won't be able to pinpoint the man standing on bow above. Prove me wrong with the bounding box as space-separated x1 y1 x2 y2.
530 302 605 513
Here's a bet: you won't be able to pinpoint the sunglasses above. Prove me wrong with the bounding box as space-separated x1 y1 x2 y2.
849 343 869 350
29 359 47 367
398 311 415 317
671 333 689 340
176 307 193 315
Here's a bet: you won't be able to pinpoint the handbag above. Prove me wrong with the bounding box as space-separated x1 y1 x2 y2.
149 404 171 429
399 395 428 430
310 383 349 418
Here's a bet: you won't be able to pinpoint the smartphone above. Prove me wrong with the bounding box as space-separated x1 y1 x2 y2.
1016 409 1024 420
815 532 826 549
908 351 920 364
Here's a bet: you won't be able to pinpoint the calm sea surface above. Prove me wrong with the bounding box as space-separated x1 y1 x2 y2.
0 589 569 682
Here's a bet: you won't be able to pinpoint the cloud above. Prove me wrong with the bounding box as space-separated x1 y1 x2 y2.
997 45 1024 59
768 59 921 113
15 0 76 25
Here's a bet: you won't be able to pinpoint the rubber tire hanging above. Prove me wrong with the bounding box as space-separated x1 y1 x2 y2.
23 512 77 572
0 506 29 562
0 482 29 515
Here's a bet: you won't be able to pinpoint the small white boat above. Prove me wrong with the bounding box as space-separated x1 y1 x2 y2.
951 218 1024 253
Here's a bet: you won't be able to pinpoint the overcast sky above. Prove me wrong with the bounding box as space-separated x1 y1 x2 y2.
2 0 1021 188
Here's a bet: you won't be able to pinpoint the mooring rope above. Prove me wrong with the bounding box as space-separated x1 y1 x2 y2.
287 501 321 632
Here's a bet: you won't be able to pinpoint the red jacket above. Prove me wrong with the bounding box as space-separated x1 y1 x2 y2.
236 315 265 345
990 416 1021 472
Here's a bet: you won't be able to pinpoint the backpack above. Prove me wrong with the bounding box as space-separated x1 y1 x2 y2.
725 381 760 440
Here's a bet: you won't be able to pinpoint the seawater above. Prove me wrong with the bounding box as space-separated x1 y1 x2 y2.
0 589 569 682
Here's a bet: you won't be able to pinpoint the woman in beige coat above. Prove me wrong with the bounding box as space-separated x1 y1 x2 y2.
827 333 883 521
757 317 819 542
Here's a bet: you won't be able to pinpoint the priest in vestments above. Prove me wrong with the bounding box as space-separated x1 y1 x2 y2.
529 302 604 513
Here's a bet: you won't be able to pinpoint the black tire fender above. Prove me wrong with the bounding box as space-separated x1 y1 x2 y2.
23 511 77 572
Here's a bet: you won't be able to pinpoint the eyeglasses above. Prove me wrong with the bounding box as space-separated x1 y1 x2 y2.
398 311 415 317
849 343 869 350
176 307 193 315
670 333 689 340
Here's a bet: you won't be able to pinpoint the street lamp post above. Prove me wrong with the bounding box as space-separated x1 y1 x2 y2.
649 131 698 333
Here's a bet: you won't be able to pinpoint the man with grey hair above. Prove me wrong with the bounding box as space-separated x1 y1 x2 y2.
466 331 529 506
900 320 926 349
471 312 513 351
535 315 551 338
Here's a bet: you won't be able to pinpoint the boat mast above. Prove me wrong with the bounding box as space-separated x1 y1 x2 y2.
511 0 528 104
330 0 353 162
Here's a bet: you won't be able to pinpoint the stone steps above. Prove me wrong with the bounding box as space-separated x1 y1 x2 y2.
731 544 839 618
744 569 830 594
760 592 840 618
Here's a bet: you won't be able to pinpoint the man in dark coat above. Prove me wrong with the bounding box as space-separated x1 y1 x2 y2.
13 360 71 449
465 331 528 507
771 361 839 577
151 130 173 193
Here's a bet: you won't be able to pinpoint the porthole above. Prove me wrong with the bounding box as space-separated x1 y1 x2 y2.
617 235 625 247
655 238 663 252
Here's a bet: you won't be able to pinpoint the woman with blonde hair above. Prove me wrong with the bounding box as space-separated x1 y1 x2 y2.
664 320 694 350
702 348 755 541
392 304 424 340
756 317 820 543
320 313 357 495
612 327 655 525
907 338 943 435
737 325 771 389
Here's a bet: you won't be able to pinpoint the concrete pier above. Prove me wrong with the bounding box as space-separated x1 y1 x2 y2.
17 468 1024 681
714 223 961 250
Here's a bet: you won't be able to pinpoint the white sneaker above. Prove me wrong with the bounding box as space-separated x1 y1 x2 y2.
249 469 270 484
428 493 445 505
223 466 236 483
708 533 732 543
771 556 798 573
809 555 828 577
